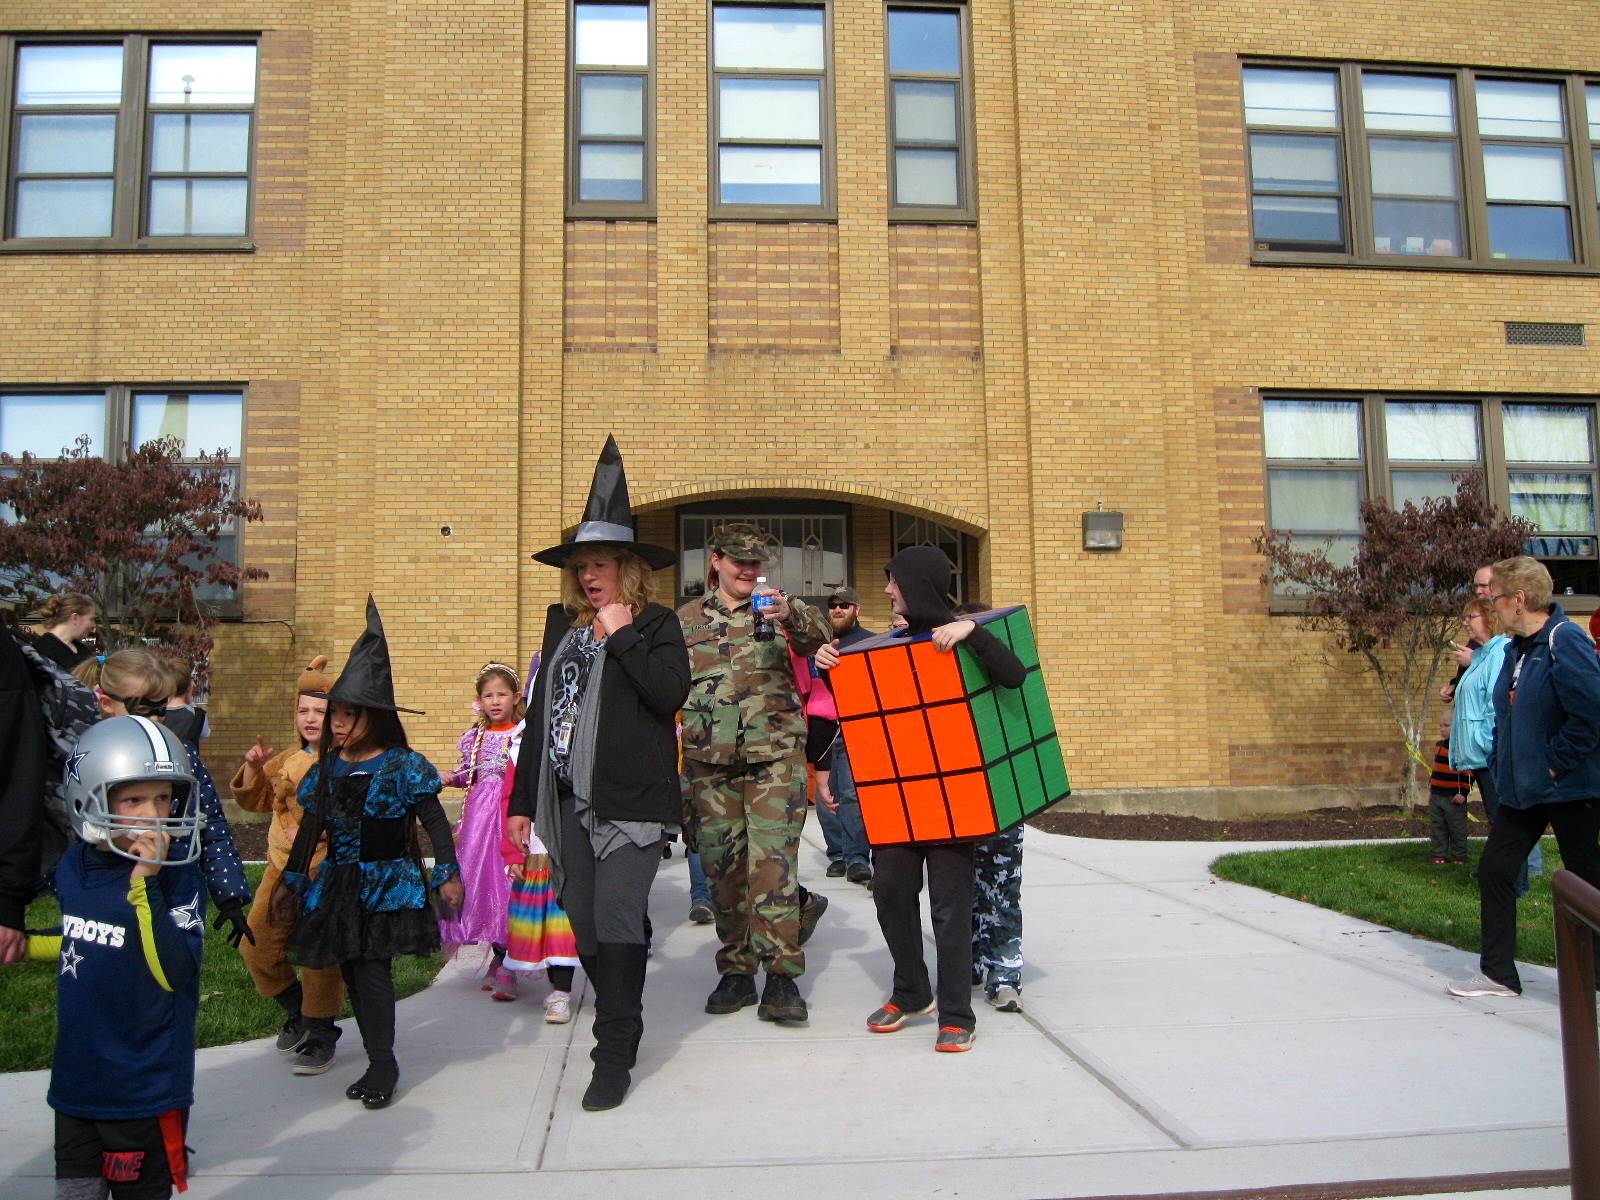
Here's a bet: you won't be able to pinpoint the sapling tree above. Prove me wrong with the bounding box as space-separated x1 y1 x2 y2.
1256 471 1532 808
0 435 266 675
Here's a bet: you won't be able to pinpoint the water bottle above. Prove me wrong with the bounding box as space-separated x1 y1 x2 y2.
752 576 775 641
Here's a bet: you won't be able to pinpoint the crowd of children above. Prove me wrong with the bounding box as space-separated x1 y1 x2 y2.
7 560 1039 1194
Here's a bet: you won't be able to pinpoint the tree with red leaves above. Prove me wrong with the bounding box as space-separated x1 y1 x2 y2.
0 435 266 675
1256 471 1532 808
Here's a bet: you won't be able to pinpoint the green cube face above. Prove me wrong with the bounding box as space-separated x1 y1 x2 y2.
835 605 1070 846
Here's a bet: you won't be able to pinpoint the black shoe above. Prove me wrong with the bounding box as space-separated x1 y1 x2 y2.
846 862 873 885
705 973 758 1015
798 891 829 946
582 1066 631 1112
275 1016 309 1055
758 974 808 1023
291 1038 336 1075
350 1062 397 1109
825 861 847 878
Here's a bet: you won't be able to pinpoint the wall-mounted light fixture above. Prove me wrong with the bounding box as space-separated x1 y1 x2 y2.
1082 502 1123 552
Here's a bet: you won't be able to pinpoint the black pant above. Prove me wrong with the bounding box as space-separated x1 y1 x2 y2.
339 958 396 1068
1477 798 1600 991
872 842 976 1029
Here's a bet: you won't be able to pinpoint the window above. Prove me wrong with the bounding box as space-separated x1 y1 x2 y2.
1243 62 1600 271
885 3 974 220
891 513 969 603
0 386 248 604
1 35 257 248
710 2 832 216
1264 394 1599 598
568 1 653 215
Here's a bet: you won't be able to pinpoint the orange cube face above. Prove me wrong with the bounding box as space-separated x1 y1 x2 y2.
833 608 1070 846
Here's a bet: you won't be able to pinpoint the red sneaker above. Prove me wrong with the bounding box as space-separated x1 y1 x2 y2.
866 1000 935 1033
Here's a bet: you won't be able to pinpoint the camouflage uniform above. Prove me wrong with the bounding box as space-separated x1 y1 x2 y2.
971 827 1024 995
679 526 831 979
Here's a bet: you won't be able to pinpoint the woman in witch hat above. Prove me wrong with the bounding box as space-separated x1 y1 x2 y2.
506 435 690 1112
273 598 464 1110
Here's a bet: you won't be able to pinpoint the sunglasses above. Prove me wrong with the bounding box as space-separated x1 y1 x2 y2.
828 602 856 610
102 690 171 718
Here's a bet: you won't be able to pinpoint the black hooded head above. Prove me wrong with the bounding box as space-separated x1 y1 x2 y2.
327 596 424 715
886 546 957 632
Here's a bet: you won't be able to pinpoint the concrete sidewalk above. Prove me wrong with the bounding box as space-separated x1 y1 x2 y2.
0 827 1576 1199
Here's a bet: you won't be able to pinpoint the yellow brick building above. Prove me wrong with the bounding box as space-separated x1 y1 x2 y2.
2 1 1596 816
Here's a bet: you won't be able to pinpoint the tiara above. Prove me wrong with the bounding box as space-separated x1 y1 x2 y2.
476 660 521 690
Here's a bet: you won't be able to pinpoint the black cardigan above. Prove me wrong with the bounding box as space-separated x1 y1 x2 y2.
508 602 690 825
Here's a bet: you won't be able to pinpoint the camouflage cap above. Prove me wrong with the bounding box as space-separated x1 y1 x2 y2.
708 521 777 564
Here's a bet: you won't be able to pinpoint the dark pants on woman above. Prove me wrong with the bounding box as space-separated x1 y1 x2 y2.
1477 798 1600 992
340 958 396 1069
873 842 977 1029
554 782 660 1085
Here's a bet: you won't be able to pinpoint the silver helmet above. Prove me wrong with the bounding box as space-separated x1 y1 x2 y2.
65 716 204 866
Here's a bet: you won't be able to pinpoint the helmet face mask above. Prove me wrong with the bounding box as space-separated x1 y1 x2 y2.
67 716 204 867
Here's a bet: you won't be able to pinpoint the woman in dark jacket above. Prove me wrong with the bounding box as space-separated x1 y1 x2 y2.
1448 556 1600 999
506 438 689 1111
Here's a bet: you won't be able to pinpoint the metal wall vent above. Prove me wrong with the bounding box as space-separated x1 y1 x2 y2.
1505 321 1585 347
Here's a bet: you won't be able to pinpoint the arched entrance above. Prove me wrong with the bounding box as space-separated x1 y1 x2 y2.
629 480 988 615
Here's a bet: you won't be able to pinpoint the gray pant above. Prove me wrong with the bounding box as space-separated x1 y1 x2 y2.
557 785 662 953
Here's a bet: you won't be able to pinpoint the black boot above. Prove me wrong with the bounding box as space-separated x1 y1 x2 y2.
583 942 647 1112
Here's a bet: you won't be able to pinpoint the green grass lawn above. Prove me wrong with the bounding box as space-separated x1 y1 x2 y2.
1211 837 1562 967
1 864 445 1074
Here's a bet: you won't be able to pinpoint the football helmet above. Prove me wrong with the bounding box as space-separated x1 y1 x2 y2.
65 715 204 866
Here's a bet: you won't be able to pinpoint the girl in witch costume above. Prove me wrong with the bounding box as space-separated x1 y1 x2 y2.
438 661 525 995
273 598 463 1110
507 436 690 1112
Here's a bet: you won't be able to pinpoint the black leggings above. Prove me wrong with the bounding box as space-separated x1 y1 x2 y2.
872 842 977 1029
340 958 395 1067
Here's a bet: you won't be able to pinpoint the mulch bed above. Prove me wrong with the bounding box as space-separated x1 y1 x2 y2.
1028 803 1487 843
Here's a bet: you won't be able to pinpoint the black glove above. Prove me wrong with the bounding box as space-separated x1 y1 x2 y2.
213 898 255 949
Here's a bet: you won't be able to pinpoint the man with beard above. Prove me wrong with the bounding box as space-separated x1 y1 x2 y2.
812 588 873 884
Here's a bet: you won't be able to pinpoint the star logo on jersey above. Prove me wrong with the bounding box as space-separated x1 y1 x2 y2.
169 898 202 932
60 941 83 979
65 751 89 784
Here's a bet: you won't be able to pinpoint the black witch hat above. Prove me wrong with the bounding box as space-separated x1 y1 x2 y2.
326 595 424 714
531 435 675 570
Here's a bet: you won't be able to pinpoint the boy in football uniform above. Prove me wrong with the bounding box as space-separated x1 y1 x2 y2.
10 715 206 1198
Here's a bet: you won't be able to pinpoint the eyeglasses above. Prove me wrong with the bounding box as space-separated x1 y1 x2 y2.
102 690 170 717
1488 592 1516 604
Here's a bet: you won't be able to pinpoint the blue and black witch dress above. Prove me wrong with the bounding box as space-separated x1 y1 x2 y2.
282 748 460 967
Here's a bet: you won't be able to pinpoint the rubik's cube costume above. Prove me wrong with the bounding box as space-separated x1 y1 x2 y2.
844 547 1067 1039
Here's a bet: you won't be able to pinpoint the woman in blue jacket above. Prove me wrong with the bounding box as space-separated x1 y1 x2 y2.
1448 557 1600 998
1448 598 1539 894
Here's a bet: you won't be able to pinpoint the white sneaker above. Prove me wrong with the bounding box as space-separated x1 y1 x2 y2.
1447 972 1519 998
987 984 1023 1013
544 990 573 1024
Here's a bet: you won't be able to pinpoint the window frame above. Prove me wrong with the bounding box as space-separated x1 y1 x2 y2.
0 32 259 254
1243 60 1600 275
883 0 977 223
1262 391 1600 607
0 382 252 616
566 0 657 219
707 0 837 221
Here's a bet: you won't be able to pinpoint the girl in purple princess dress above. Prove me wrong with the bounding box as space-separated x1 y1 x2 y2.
439 662 524 997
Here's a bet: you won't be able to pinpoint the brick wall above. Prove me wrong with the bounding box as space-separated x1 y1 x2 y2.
5 0 1599 812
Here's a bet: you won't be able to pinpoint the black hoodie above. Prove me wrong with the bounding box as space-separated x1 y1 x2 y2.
885 547 1027 690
